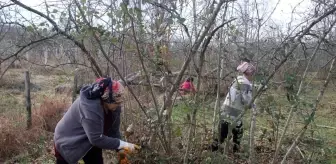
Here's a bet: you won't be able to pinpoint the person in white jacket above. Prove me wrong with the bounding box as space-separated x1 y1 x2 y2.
212 61 256 152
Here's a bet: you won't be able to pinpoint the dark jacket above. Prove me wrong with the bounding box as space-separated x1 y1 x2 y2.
54 86 121 164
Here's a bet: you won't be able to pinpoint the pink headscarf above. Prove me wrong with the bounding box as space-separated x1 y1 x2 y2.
237 62 256 75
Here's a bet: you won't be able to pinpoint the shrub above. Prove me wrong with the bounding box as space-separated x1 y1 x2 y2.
0 96 69 161
0 115 44 160
33 96 70 132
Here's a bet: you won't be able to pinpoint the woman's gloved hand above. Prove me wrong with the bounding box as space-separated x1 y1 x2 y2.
118 140 140 152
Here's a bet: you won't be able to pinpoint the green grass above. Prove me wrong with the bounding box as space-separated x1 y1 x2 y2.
172 98 216 126
171 98 216 140
0 92 24 114
172 102 191 123
253 85 336 162
2 67 336 163
170 84 336 162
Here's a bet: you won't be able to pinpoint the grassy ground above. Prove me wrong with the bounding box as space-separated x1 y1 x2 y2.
0 68 71 163
1 68 336 163
170 82 336 163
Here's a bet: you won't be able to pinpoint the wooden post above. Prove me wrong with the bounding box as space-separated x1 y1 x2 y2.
0 59 2 73
72 69 78 103
24 71 32 129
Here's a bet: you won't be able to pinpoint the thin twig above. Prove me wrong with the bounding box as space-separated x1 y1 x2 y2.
315 124 336 130
10 0 103 77
72 0 149 119
272 17 336 164
281 57 336 163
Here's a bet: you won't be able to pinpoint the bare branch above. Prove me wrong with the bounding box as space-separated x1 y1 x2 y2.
271 9 336 163
72 0 149 119
281 57 336 163
147 1 191 39
0 3 14 10
0 57 17 80
10 0 103 77
1 34 58 63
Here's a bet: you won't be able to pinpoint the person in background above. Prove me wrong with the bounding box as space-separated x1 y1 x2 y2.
179 77 196 95
212 61 256 153
54 77 138 164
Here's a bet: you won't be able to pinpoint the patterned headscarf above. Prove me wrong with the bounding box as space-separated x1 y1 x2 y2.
88 77 124 103
237 62 256 75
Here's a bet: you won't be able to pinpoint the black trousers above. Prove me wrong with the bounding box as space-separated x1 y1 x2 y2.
55 147 103 164
212 119 243 152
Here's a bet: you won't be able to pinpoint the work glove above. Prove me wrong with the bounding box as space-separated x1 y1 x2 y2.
118 140 140 152
117 140 141 164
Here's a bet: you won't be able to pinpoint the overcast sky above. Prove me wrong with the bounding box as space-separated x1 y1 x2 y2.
3 0 313 36
270 0 311 24
5 0 312 22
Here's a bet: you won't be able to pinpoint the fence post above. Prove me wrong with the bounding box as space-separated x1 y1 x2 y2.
72 69 78 103
24 71 32 129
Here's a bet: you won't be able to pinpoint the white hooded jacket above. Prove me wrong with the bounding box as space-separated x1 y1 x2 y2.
220 75 253 120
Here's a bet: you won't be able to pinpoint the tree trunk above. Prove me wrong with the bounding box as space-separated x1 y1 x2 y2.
212 57 224 137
